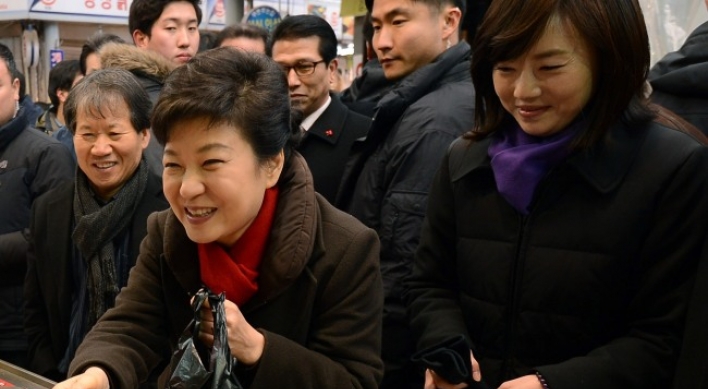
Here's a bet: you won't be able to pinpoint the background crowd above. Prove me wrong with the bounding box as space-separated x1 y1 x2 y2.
1 0 707 388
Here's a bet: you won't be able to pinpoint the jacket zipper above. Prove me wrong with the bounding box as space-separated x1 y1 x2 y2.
500 170 557 381
501 213 529 381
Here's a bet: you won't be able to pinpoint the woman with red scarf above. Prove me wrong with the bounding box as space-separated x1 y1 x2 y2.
52 47 383 389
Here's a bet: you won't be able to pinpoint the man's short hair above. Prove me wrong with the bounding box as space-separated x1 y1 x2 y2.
0 44 22 97
199 30 218 52
215 23 269 48
79 33 126 75
366 0 466 18
129 0 203 37
64 68 152 135
270 15 337 63
48 60 81 112
0 43 17 75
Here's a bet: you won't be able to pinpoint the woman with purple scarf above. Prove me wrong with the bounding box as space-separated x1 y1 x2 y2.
405 1 708 389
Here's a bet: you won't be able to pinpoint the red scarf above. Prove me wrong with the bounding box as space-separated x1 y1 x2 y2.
198 187 279 305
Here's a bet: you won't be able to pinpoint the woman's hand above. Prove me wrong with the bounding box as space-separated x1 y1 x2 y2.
424 350 482 389
497 374 544 389
195 297 265 365
52 367 109 389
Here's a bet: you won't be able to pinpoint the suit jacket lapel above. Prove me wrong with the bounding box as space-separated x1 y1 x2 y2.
306 95 348 145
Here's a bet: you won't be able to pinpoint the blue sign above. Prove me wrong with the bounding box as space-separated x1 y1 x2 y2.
244 6 281 33
49 49 63 68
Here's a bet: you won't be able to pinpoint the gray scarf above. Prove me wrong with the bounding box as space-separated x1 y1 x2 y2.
72 158 149 328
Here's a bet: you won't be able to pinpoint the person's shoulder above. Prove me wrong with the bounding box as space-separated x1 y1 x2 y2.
317 194 375 239
643 119 706 147
33 180 74 209
634 120 708 166
396 87 476 139
345 104 372 124
150 208 174 226
343 105 372 135
15 126 67 152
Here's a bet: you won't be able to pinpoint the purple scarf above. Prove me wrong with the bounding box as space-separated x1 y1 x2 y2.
488 122 582 214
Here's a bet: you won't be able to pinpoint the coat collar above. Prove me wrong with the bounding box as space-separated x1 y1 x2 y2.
164 152 320 310
0 106 29 152
451 122 646 194
98 42 176 84
369 42 472 143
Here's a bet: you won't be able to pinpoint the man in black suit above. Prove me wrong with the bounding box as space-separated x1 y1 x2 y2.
270 15 371 205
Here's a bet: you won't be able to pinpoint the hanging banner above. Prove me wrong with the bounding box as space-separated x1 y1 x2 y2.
29 0 132 17
0 0 29 13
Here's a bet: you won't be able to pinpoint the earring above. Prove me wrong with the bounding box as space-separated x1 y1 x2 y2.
446 39 452 49
12 100 19 119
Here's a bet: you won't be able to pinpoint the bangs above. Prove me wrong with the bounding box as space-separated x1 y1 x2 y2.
485 6 557 63
75 91 127 121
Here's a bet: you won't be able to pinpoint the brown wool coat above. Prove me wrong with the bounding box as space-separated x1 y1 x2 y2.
68 153 384 389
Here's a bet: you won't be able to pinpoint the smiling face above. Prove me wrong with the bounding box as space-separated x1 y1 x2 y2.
492 19 595 137
371 0 455 81
74 99 150 200
162 119 283 247
271 36 335 117
133 1 200 65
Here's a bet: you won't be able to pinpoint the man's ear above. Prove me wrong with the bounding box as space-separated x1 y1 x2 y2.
11 77 19 100
132 29 149 48
328 58 339 85
140 127 151 150
57 88 70 104
442 6 462 41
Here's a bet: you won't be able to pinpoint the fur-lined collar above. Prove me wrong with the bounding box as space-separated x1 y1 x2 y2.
98 42 176 82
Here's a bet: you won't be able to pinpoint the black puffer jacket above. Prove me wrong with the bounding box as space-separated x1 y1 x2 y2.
649 21 708 135
407 121 708 389
340 41 475 301
340 59 394 118
337 41 475 386
0 105 74 356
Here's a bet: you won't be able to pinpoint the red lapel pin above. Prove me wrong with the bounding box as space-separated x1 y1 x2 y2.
325 129 334 137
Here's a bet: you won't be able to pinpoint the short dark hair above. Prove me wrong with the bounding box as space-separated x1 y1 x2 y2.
129 0 202 38
0 44 20 99
48 60 81 112
362 13 374 47
366 0 465 17
198 30 218 52
64 68 152 135
0 43 18 78
215 23 269 49
79 33 126 75
470 0 653 149
152 47 300 165
269 15 337 63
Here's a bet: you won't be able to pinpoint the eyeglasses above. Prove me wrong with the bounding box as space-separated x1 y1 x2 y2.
278 60 326 76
